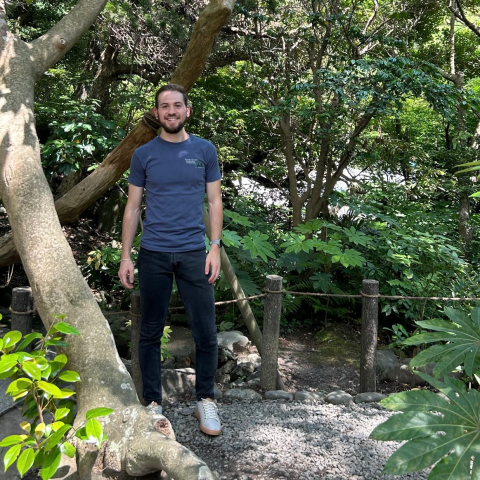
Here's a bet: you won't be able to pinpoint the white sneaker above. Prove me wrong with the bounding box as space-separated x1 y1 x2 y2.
195 398 222 435
147 401 163 415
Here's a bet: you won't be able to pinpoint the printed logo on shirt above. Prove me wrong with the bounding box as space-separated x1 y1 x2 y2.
185 158 205 169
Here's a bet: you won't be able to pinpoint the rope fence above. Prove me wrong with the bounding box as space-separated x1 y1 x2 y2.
101 288 480 316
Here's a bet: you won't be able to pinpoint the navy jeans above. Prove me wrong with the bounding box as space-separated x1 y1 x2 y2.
137 247 218 404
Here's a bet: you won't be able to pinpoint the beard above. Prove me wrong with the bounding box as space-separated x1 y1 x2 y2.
158 116 187 134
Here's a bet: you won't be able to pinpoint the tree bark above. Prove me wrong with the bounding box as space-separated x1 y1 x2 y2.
0 0 234 477
0 0 237 267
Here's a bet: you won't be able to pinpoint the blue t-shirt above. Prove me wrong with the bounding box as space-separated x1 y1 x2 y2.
129 134 221 252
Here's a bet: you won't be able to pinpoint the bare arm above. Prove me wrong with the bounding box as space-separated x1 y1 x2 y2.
118 184 143 289
205 180 223 284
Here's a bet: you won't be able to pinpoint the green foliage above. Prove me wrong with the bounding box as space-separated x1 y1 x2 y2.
38 98 125 177
160 326 172 361
372 374 480 478
0 317 112 479
405 307 480 380
371 307 480 478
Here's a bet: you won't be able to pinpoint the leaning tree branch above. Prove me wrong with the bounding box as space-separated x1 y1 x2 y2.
29 0 108 79
448 0 480 39
0 0 236 267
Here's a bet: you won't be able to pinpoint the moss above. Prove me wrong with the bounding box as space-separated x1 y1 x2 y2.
313 324 362 368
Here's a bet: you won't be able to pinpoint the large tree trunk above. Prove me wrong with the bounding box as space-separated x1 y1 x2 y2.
0 0 235 478
0 0 237 266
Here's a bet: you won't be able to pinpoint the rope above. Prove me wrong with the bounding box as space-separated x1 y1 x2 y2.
100 290 480 317
9 306 36 315
265 288 480 302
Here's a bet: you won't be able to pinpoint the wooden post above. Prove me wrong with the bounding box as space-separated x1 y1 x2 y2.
11 287 34 338
130 291 145 404
260 275 283 390
360 279 379 393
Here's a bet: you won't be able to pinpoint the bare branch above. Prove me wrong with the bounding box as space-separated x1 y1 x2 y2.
363 0 379 34
29 0 108 79
448 0 480 39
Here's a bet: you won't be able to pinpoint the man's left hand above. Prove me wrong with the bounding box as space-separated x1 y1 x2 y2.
205 246 221 284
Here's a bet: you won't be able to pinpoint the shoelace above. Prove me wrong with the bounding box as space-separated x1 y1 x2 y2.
201 399 219 420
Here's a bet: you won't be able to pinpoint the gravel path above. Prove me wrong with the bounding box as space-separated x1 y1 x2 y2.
163 399 429 480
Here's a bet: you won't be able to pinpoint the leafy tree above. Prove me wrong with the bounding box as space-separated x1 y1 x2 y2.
0 0 235 477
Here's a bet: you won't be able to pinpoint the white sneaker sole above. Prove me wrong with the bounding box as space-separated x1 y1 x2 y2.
194 409 222 436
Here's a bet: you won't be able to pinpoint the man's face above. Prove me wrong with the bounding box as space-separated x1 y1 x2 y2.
154 90 190 134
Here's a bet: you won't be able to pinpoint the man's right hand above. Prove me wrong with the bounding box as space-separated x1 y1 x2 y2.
118 259 135 289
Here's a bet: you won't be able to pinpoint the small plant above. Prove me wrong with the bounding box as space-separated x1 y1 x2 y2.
370 307 480 478
161 326 173 361
383 323 409 349
0 316 112 479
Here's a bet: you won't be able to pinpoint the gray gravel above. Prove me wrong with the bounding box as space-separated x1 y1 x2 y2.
163 399 429 480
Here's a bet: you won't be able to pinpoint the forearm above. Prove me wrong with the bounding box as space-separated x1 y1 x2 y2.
121 207 141 259
208 196 223 241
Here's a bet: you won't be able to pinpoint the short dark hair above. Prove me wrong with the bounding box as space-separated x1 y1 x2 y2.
155 84 189 108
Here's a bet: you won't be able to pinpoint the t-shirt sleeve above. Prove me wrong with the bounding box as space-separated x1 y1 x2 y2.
205 145 221 183
128 151 146 187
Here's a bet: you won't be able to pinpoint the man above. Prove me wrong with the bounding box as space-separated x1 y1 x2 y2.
118 84 223 436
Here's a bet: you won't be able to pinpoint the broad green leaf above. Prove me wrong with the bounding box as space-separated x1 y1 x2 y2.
85 419 103 447
3 444 21 471
19 422 31 433
2 331 22 350
58 370 80 383
55 388 75 399
37 381 63 397
35 423 45 440
86 407 113 420
60 442 76 458
406 308 480 379
0 435 28 447
310 272 332 293
44 340 68 348
331 248 365 268
13 390 29 401
372 374 480 477
0 360 17 375
242 231 276 262
16 447 35 477
221 230 242 248
53 322 79 336
223 209 253 227
44 424 71 451
54 408 70 421
40 447 62 480
21 361 42 381
16 333 43 352
6 378 32 394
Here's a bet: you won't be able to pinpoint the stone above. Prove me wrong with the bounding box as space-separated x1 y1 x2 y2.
218 346 236 365
265 390 294 401
217 331 249 350
294 391 325 402
161 368 195 399
230 362 256 381
217 360 237 376
379 362 426 386
325 390 353 406
214 387 223 399
354 392 386 403
223 389 263 401
376 349 399 372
